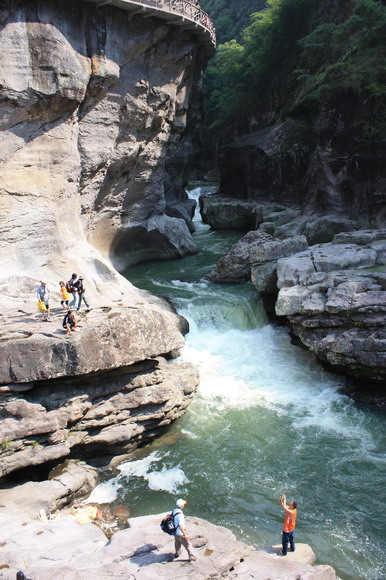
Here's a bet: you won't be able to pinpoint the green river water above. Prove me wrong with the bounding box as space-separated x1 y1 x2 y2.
89 186 386 580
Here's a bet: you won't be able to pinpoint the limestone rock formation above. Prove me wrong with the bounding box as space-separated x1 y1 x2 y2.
0 325 199 479
208 228 386 383
0 0 209 290
275 232 386 383
0 0 212 481
0 469 336 579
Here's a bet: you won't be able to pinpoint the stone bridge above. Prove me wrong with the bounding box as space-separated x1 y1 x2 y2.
84 0 216 52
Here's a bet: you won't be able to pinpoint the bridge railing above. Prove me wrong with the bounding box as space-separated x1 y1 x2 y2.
133 0 216 46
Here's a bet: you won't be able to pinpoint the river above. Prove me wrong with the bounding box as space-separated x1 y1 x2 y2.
89 186 386 580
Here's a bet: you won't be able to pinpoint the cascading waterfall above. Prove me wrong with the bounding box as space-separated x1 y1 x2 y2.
88 186 386 580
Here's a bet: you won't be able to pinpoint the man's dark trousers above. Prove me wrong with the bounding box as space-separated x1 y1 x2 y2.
282 530 295 555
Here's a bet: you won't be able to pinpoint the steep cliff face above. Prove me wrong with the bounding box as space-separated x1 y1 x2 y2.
206 0 386 234
218 97 386 229
0 0 209 285
0 0 210 480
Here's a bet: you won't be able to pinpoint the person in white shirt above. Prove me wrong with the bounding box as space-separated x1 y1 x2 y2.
36 281 51 321
172 498 197 562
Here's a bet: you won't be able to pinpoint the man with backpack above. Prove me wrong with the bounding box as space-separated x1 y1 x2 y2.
171 499 197 562
75 276 90 311
67 273 79 309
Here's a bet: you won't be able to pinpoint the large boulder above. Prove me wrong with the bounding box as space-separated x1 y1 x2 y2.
207 231 273 283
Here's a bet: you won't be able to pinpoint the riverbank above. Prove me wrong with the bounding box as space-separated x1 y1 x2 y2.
0 460 336 579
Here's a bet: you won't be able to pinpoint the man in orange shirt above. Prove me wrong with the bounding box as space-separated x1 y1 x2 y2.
280 494 297 555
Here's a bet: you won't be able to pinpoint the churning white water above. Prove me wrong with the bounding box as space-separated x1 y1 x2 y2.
90 186 386 580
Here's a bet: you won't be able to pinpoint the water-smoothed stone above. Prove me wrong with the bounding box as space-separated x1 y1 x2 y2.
0 494 336 580
0 460 98 519
207 231 273 283
229 545 336 579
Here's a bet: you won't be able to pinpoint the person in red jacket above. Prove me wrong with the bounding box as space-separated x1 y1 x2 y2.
280 494 297 555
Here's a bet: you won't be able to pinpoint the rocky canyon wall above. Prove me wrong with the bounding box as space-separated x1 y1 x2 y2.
0 0 209 290
0 0 211 480
216 99 386 232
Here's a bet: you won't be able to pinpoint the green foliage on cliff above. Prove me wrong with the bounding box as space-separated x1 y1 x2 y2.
200 0 267 43
294 0 386 109
204 0 386 133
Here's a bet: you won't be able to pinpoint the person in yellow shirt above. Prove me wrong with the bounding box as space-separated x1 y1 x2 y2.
280 494 297 555
59 281 70 309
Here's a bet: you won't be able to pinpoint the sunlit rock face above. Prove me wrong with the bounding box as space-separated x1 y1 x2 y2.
0 0 209 481
0 0 207 288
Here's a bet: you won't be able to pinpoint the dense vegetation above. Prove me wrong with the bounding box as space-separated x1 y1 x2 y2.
200 0 267 43
203 0 386 135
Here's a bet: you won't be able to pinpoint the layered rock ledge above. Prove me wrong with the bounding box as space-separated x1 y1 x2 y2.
0 463 336 580
275 233 386 383
207 229 386 385
0 303 199 481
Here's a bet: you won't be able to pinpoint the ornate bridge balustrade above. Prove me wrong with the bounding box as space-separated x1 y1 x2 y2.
84 0 216 52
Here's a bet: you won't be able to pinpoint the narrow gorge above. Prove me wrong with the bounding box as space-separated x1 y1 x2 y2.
0 1 385 579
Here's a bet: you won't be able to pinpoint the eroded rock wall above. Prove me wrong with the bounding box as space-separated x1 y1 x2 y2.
0 0 209 480
0 355 199 481
214 98 386 233
0 0 206 286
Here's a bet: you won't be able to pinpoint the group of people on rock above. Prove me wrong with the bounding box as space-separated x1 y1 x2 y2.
36 273 90 334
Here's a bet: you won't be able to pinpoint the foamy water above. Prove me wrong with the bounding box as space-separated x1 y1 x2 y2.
103 185 386 580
